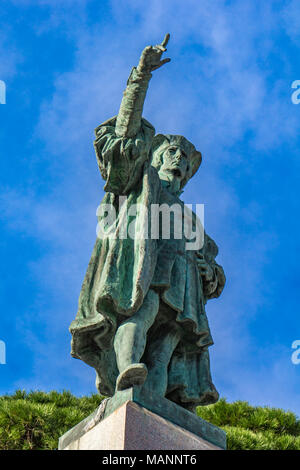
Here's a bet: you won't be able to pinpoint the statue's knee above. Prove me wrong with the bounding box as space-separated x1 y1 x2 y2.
133 289 159 328
144 289 159 311
149 288 159 303
113 322 131 349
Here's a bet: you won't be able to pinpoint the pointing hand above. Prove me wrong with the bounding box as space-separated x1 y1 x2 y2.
137 33 171 74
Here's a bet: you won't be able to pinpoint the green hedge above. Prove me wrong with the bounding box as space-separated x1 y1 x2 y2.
0 391 299 450
0 390 103 450
197 398 300 450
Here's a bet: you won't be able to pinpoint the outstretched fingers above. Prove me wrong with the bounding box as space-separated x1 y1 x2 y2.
152 57 171 71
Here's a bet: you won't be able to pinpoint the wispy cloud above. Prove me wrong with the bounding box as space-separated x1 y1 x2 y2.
0 31 21 81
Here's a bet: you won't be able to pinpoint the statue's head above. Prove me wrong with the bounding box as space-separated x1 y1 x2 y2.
151 134 202 191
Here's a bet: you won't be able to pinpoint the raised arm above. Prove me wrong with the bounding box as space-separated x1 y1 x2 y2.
115 33 171 138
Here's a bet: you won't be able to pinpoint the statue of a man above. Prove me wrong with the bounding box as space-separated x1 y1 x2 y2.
69 34 225 413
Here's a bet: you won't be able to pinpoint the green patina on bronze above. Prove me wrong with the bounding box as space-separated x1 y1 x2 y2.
69 34 226 413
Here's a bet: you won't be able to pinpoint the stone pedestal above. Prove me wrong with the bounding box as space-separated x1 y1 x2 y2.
58 386 226 450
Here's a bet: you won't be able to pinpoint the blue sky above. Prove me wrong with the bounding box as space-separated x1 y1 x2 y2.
0 0 300 415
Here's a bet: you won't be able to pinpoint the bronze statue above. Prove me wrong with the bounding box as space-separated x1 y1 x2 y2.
69 34 225 413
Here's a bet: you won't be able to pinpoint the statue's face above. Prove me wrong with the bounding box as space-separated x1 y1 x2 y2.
157 145 190 189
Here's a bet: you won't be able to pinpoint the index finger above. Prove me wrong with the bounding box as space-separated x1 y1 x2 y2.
161 33 170 48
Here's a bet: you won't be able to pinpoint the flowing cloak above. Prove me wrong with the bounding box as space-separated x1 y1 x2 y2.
69 116 225 408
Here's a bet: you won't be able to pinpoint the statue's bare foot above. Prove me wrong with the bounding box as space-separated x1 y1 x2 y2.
116 363 148 391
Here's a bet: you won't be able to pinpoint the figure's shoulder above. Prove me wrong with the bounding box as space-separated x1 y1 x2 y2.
141 117 155 132
94 116 117 139
94 116 155 138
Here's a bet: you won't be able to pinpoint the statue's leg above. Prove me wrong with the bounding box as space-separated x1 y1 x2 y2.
114 289 159 391
144 322 182 397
